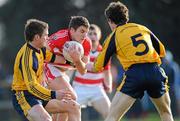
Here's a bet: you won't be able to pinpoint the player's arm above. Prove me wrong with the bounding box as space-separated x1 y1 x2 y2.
45 35 67 63
21 48 56 101
22 48 71 101
75 55 90 75
42 47 66 64
150 32 166 58
71 54 88 75
103 65 113 93
69 41 91 75
94 32 116 72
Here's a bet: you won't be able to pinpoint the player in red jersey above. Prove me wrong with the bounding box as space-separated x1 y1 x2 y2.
72 24 112 119
44 16 91 121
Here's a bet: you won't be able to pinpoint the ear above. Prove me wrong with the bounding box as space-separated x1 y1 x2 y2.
34 34 40 41
108 19 115 25
70 27 76 33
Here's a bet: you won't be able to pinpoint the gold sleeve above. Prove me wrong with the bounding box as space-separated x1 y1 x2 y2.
22 47 55 100
158 41 166 57
150 32 166 58
94 32 116 72
41 48 56 63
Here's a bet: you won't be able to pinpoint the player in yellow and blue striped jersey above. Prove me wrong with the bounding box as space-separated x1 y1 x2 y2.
86 1 174 121
11 19 81 121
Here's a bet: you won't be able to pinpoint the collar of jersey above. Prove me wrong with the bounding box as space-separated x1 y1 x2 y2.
27 43 40 53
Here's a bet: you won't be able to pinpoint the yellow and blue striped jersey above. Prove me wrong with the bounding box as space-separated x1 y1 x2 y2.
94 23 166 71
12 43 56 100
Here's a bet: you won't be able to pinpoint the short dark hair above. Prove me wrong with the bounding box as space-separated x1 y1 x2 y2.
69 16 90 30
24 19 48 42
105 1 129 25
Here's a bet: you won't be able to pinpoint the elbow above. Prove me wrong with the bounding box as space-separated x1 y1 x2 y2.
26 82 38 95
27 84 35 94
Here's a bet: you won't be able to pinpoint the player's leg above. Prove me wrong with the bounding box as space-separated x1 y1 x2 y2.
49 76 77 121
44 64 77 121
12 90 52 121
45 99 81 121
52 113 68 121
91 96 111 119
150 92 174 121
53 113 68 121
104 66 144 121
105 91 136 121
146 65 174 121
73 82 91 106
27 104 52 121
45 65 77 100
91 87 111 119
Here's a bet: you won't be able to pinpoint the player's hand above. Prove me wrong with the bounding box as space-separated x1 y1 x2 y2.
55 89 74 100
104 86 112 93
61 88 77 101
103 82 112 93
86 62 94 72
68 44 81 63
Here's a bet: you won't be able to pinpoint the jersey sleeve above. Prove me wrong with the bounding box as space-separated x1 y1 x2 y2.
48 29 70 54
22 47 56 101
48 33 58 53
104 60 111 70
83 38 92 56
41 48 56 63
94 32 116 72
150 32 166 58
97 45 111 70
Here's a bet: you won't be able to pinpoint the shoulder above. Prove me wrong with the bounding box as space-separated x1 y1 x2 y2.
82 37 92 49
16 43 27 58
115 23 151 37
96 44 102 51
128 23 150 32
49 29 70 42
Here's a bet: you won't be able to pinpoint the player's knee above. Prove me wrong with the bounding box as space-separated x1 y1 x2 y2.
68 100 81 115
27 105 52 121
157 102 172 116
102 110 109 118
72 101 81 112
27 112 52 121
160 106 172 115
160 94 172 114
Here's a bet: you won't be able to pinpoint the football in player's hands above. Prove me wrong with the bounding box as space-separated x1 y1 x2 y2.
63 41 84 63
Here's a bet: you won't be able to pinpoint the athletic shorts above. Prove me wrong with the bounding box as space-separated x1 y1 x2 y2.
11 90 49 120
117 63 168 99
44 63 70 82
73 82 108 107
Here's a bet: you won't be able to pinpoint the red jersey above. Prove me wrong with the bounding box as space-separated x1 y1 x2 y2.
48 29 91 56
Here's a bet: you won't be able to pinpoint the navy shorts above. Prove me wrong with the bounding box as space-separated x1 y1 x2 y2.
11 90 49 121
117 63 168 99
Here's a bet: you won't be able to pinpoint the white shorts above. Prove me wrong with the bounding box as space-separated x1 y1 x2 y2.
73 82 108 107
44 63 70 82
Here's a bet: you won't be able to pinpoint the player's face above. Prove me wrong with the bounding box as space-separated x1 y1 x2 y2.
39 29 49 48
88 29 100 43
71 26 88 43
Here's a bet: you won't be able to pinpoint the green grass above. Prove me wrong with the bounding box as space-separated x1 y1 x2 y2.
94 113 180 121
120 113 180 121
